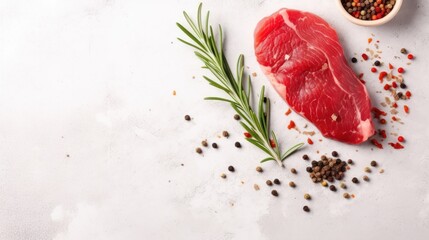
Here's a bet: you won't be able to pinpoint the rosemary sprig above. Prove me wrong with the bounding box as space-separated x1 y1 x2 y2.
177 3 303 167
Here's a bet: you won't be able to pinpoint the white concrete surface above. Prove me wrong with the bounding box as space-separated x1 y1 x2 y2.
0 0 428 239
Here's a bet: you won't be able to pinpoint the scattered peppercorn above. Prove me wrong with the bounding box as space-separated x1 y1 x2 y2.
302 154 309 160
201 140 208 147
397 92 403 98
374 60 381 66
291 168 297 174
222 131 229 138
362 53 368 60
364 167 372 173
400 83 407 89
273 179 281 185
329 185 337 192
401 48 407 54
233 114 240 120
289 181 296 188
256 166 263 173
321 181 328 187
398 67 405 73
340 182 347 189
332 151 339 157
363 175 370 182
228 166 235 172
303 206 310 212
304 193 311 200
271 190 279 197
196 147 202 154
234 142 241 148
212 143 218 149
371 67 377 73
352 177 359 184
407 54 414 60
343 193 350 199
220 173 226 179
266 180 273 186
370 160 377 167
398 136 405 142
347 159 353 164
351 57 357 63
306 167 313 173
184 115 191 121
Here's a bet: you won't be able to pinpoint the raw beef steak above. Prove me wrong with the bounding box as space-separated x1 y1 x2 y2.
254 9 375 144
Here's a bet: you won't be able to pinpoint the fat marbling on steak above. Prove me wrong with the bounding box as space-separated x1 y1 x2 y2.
254 9 375 144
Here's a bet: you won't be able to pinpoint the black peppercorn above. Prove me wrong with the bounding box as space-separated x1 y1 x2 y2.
303 206 310 212
233 114 240 120
271 190 279 197
352 177 359 184
306 167 313 173
400 83 407 89
184 115 191 121
303 154 309 160
374 60 381 66
311 160 317 167
273 179 281 185
196 148 202 154
351 57 357 63
397 92 403 98
234 142 241 148
347 159 353 164
291 168 297 174
329 185 337 192
228 166 235 172
266 180 273 186
212 143 218 149
370 160 377 167
222 131 229 138
332 151 339 157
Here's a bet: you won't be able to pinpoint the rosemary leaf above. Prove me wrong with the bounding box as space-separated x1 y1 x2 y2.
177 3 304 167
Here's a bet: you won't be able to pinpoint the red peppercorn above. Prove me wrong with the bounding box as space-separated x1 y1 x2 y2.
392 82 397 88
287 120 296 129
285 108 292 116
244 132 252 138
362 53 368 61
379 119 387 124
392 102 398 108
405 91 412 98
307 138 313 145
371 67 377 73
270 139 276 148
383 84 390 90
407 54 414 60
398 67 405 73
398 136 405 142
389 63 394 69
404 105 409 114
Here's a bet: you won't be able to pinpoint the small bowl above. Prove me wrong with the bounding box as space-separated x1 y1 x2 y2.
336 0 403 26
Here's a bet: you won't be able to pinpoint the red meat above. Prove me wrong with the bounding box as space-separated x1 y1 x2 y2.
254 9 375 144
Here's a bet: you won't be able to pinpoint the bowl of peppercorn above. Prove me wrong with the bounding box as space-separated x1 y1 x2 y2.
337 0 403 26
